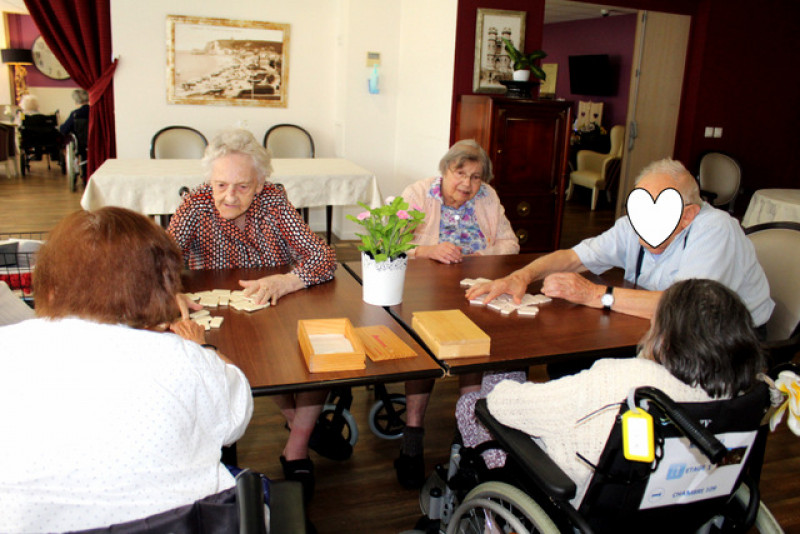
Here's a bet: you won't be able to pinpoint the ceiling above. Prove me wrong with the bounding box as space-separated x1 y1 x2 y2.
544 0 638 24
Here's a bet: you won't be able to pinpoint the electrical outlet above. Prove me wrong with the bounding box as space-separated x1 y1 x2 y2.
713 127 723 138
704 127 714 138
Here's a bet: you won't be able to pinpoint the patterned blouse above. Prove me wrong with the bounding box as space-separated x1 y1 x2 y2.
167 183 336 287
428 177 488 254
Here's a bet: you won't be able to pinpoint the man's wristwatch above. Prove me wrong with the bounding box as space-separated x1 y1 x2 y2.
601 286 615 311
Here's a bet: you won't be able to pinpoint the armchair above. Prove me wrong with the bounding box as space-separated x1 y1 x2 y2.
566 125 625 210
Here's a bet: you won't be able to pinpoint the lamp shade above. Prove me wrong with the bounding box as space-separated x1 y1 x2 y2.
1 48 33 65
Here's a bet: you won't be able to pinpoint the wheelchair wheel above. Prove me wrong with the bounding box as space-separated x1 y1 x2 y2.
446 481 559 534
368 393 406 439
320 403 359 447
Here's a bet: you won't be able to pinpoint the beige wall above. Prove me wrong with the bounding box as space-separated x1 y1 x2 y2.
111 0 456 238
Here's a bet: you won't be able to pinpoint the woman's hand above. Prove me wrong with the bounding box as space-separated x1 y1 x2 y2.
170 319 206 345
175 293 203 320
416 243 463 264
239 273 305 305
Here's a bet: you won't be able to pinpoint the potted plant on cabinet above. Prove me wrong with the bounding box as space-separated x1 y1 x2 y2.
501 37 547 82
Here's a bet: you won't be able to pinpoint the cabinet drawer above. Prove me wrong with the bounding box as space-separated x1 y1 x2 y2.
508 218 559 252
500 195 556 221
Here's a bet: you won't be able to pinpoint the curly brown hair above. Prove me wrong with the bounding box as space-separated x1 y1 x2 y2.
34 207 183 329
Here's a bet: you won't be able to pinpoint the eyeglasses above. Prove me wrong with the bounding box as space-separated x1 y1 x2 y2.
450 168 483 183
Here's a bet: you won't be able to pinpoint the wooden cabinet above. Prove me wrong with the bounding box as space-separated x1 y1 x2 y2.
457 95 572 252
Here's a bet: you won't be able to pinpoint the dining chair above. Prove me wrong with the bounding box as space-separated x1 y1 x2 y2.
264 124 332 244
566 124 625 210
745 221 800 364
697 152 741 214
150 126 208 159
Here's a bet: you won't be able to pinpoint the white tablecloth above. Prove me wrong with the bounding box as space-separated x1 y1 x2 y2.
81 158 382 215
741 189 800 227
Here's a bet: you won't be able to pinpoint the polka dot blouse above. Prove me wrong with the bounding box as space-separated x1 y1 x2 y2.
167 183 336 286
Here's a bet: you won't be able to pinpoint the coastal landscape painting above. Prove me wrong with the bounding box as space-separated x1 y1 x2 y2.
167 15 290 107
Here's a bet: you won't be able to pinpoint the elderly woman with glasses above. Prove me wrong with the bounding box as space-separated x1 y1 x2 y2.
401 139 519 264
167 128 339 503
395 139 520 489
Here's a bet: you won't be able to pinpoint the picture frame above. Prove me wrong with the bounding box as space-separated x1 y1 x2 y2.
472 9 526 94
166 14 290 108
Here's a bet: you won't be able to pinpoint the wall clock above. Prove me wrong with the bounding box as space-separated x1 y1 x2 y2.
31 36 70 80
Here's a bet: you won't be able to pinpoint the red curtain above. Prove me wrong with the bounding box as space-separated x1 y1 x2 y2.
23 0 116 178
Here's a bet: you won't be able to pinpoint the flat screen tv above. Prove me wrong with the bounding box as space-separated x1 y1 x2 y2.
568 54 616 96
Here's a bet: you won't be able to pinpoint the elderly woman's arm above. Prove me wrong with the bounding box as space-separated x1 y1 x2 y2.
472 187 520 256
239 192 336 304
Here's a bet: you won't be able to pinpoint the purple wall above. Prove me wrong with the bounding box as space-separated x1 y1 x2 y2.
542 14 637 130
7 13 78 90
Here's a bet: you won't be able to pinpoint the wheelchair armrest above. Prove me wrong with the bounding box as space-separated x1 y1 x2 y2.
634 387 727 464
475 399 577 501
268 480 307 534
235 470 267 534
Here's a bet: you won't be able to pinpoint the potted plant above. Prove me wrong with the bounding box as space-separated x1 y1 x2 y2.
501 37 547 82
346 196 425 305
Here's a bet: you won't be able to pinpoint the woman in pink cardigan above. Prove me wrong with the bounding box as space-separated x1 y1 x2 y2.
395 139 519 489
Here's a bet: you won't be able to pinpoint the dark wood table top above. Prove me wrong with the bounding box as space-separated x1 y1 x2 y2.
345 254 650 374
182 265 443 395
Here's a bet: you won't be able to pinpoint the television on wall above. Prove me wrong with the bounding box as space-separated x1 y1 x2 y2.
568 54 616 96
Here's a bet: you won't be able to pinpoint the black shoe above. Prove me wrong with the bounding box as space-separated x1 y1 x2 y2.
280 455 315 503
394 452 425 489
308 421 353 461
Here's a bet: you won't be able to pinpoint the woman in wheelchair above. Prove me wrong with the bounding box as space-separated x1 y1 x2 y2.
457 278 766 508
0 208 254 532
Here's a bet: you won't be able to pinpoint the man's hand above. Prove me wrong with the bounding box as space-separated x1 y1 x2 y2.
170 318 206 344
416 243 463 264
240 273 305 305
541 272 605 308
465 271 529 305
176 293 203 320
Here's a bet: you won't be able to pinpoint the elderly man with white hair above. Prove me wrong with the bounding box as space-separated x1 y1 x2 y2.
468 158 773 329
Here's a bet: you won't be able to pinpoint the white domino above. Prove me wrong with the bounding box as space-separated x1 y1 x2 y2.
517 305 540 317
209 316 224 328
190 309 211 319
460 278 476 288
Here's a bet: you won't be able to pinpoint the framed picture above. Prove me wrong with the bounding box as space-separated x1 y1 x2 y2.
472 9 526 94
166 14 290 108
540 63 558 96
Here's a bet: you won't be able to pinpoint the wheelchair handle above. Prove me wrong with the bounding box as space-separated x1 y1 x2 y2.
634 386 728 464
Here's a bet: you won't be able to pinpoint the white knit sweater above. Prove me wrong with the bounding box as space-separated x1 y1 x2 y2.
487 357 713 506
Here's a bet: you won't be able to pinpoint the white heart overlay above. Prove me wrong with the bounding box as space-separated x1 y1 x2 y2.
626 188 683 248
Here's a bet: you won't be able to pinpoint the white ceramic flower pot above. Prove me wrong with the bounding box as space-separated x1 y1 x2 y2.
361 252 407 306
512 69 531 82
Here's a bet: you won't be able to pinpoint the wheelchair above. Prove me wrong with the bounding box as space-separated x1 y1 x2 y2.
308 385 407 460
409 379 784 534
18 113 62 176
64 117 88 191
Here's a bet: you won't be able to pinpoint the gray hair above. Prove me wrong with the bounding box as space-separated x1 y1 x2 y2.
635 158 701 205
72 89 89 105
438 139 493 183
19 94 39 112
202 128 273 185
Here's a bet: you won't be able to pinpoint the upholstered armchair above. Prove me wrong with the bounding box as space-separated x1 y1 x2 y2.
566 124 625 210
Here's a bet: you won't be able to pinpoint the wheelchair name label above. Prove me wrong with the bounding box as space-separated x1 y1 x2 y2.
639 430 756 510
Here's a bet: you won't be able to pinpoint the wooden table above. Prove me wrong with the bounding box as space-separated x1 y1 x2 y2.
345 254 650 375
182 265 443 396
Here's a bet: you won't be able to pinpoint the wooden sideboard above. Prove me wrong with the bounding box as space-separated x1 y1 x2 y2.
457 96 572 252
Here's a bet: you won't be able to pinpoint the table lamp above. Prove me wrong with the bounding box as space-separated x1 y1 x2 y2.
1 48 34 104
